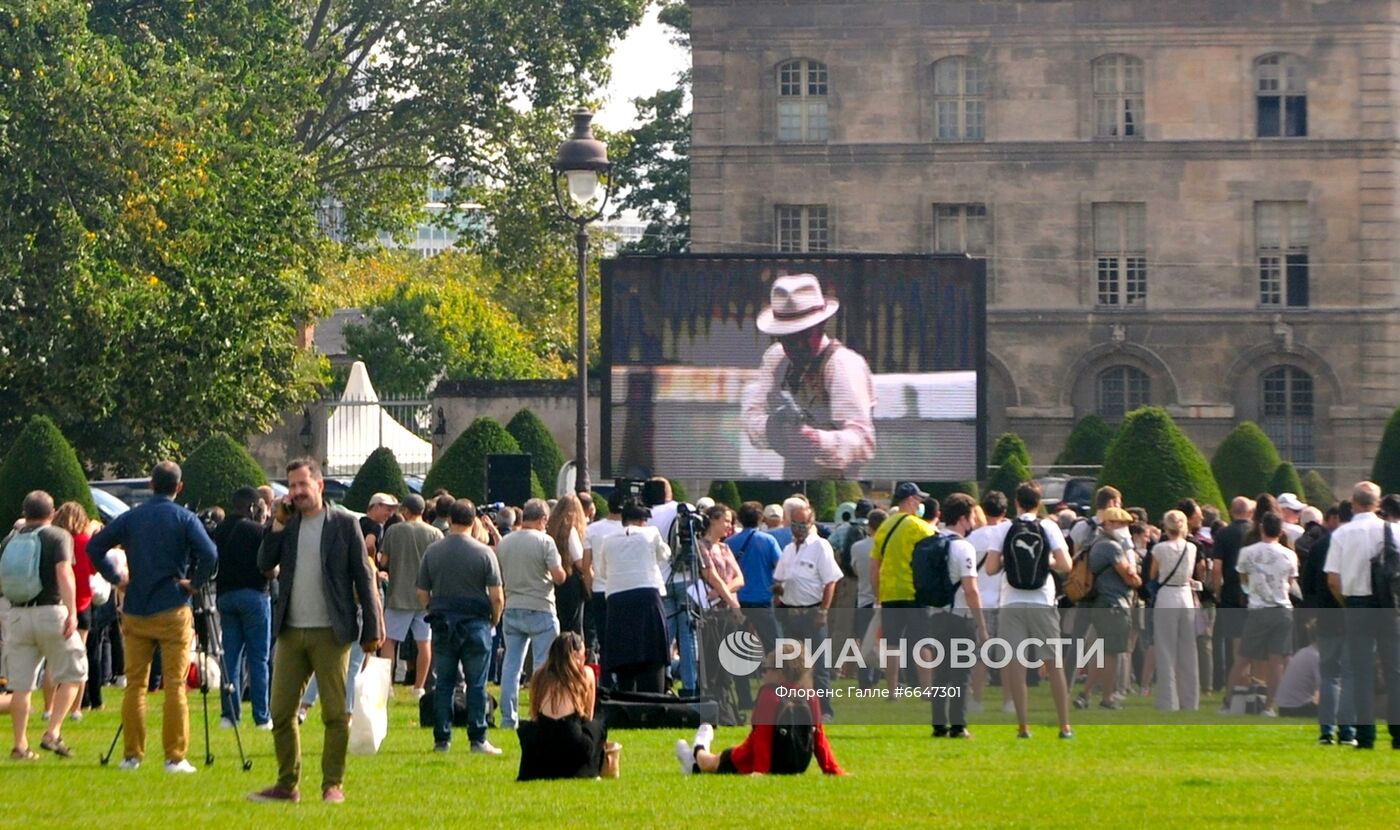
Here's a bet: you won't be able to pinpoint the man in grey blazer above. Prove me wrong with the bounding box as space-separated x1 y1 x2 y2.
249 457 383 804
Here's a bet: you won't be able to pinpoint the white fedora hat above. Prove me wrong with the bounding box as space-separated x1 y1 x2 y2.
755 273 840 336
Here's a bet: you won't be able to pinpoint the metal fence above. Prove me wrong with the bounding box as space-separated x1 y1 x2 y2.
322 393 435 476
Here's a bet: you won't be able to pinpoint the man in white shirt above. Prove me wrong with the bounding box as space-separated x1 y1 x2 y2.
933 494 988 738
985 481 1074 740
774 504 843 718
1236 512 1299 715
1325 482 1400 750
582 498 625 670
966 490 1010 714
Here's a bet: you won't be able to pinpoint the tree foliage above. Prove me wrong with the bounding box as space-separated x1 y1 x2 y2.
0 416 97 521
834 481 865 505
507 409 567 497
1303 470 1336 510
919 481 981 503
990 433 1032 470
1371 406 1400 495
1099 407 1225 520
423 417 542 505
1211 422 1283 500
706 480 742 509
985 458 1031 508
343 447 410 513
179 435 269 511
1053 415 1116 473
1266 462 1305 500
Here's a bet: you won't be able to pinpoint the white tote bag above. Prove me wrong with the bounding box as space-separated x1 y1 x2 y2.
349 655 392 755
860 609 882 667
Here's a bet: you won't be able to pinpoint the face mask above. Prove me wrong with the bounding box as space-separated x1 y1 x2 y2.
916 504 926 519
1113 527 1132 544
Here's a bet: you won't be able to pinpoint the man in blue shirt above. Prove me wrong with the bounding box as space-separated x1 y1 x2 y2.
729 501 783 711
90 461 217 774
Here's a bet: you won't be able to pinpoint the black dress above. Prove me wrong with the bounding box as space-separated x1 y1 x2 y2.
515 713 607 781
555 570 587 637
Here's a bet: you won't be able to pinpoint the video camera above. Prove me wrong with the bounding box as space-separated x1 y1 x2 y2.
613 477 670 507
477 501 505 520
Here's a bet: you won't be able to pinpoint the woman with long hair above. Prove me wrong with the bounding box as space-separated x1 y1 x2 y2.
1150 510 1199 711
516 632 607 780
45 502 95 721
547 494 589 637
698 505 743 608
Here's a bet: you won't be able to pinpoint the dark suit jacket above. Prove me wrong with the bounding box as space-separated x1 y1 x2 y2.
258 505 382 646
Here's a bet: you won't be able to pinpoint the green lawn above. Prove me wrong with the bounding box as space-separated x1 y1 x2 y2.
7 686 1399 828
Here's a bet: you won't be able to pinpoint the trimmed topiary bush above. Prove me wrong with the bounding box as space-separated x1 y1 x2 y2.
834 481 865 505
670 479 689 504
1052 415 1116 473
590 490 610 516
706 480 742 509
1303 469 1336 509
807 480 837 522
736 480 807 509
990 432 1032 470
1099 407 1224 520
985 458 1031 507
506 409 566 499
1267 461 1305 500
179 434 268 511
918 481 981 502
343 447 410 513
0 415 98 520
424 417 542 505
1211 421 1282 500
1372 406 1400 495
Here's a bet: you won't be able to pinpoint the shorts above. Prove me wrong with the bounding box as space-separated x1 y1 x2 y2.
384 608 432 642
1087 604 1132 655
879 601 933 667
2 605 89 692
76 606 92 632
1239 606 1293 659
999 603 1064 664
1216 605 1247 640
716 748 739 774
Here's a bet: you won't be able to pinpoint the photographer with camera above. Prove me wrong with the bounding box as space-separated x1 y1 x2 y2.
741 274 876 479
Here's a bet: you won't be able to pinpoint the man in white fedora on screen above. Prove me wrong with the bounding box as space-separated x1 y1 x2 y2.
741 273 876 478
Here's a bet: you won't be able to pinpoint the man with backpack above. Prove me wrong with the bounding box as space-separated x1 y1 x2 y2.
870 483 935 694
914 493 987 738
0 491 87 760
1073 507 1140 710
985 481 1074 739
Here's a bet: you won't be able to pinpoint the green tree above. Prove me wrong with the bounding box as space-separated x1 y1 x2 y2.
0 415 98 520
1099 407 1224 521
807 480 837 522
736 481 807 509
507 409 567 497
919 481 982 503
1266 462 1305 499
990 433 1032 470
670 480 690 504
1211 422 1283 500
343 447 410 513
1052 415 1116 473
985 458 1032 508
706 480 742 509
179 435 269 511
423 417 542 505
1303 470 1337 509
1371 406 1400 495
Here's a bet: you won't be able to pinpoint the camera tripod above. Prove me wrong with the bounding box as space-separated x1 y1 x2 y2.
672 509 743 725
100 585 252 771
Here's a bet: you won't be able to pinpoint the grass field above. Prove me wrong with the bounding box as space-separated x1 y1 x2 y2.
7 685 1399 828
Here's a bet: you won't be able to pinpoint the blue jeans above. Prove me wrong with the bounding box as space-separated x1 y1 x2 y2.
302 640 366 714
430 615 493 746
499 608 558 728
217 589 271 725
1318 633 1356 741
663 585 698 693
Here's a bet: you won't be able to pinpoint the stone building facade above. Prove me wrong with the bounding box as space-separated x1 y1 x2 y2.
689 0 1400 485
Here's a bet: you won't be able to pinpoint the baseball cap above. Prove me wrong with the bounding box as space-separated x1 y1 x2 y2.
854 498 874 519
368 493 400 509
892 482 929 503
696 496 716 511
763 504 783 520
1277 492 1306 511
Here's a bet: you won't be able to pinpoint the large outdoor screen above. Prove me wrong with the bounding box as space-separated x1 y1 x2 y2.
602 255 985 481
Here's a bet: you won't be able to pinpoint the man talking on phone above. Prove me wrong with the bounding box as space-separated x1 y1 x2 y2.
250 457 383 804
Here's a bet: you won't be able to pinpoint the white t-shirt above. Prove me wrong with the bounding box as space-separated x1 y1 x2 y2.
567 528 584 564
648 501 681 581
947 536 979 612
1283 522 1305 543
584 518 624 594
1324 512 1388 597
989 514 1069 607
850 536 876 607
966 521 1006 611
1275 644 1319 709
596 525 670 597
774 536 843 607
1237 541 1298 608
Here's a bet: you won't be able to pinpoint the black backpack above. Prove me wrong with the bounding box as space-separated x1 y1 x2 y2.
1002 517 1052 590
768 696 816 774
912 532 959 608
838 522 869 577
1370 524 1400 610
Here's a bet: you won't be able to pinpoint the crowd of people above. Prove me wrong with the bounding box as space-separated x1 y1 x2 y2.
4 459 1399 798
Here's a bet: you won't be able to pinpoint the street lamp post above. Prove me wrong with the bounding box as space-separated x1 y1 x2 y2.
552 109 612 495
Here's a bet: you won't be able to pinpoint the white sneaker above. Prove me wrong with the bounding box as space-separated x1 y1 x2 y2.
1002 700 1017 714
967 700 984 714
40 711 51 722
470 740 503 756
297 705 310 724
1262 707 1279 718
675 739 695 775
68 711 84 722
693 723 715 752
118 757 141 771
113 675 128 689
413 687 427 701
165 759 198 774
255 722 273 732
219 717 236 730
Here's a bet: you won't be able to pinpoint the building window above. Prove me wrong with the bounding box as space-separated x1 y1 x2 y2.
1256 54 1307 138
933 204 988 254
1097 366 1151 421
1093 54 1144 139
934 56 984 140
776 205 829 252
1256 201 1309 307
778 59 828 142
1261 366 1314 463
1093 202 1147 306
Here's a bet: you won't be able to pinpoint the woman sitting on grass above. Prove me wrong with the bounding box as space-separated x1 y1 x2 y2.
675 650 843 776
516 632 607 781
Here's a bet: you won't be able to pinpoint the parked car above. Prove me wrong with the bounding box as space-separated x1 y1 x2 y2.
89 485 130 524
89 478 156 509
273 476 353 506
404 475 424 495
1036 475 1096 515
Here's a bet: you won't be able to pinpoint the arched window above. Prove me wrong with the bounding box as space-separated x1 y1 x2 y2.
1097 366 1151 421
777 59 828 142
934 56 984 140
1256 54 1307 138
1261 366 1314 463
1092 54 1144 139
